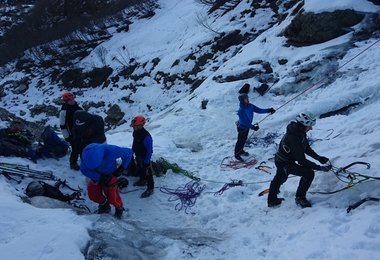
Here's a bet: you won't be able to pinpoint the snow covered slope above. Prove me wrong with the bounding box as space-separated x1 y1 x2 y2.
1 0 380 259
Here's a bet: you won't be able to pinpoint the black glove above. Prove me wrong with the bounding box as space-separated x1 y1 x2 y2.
112 166 125 177
268 108 276 114
251 124 260 131
318 156 330 164
319 165 332 172
98 174 112 185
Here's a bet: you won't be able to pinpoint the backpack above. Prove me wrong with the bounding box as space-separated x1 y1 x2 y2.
40 126 69 158
25 181 78 202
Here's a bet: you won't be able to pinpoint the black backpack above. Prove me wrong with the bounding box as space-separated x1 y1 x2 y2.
25 181 78 202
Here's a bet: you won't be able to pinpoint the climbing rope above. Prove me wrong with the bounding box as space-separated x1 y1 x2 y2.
257 38 380 125
310 161 379 195
220 155 258 169
160 181 205 214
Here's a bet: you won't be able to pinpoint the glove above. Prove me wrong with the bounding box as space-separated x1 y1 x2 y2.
112 166 125 177
318 156 329 164
251 124 260 131
98 174 112 185
319 165 332 172
268 108 276 114
65 136 72 142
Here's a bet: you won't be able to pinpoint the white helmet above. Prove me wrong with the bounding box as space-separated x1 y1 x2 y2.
296 112 316 127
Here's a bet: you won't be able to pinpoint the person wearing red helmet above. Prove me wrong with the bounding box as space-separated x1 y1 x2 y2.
59 91 83 170
131 115 154 198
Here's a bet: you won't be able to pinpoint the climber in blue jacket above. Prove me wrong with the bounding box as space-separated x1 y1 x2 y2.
235 93 275 161
80 143 132 219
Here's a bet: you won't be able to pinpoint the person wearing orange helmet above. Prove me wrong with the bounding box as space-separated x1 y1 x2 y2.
59 91 83 170
131 115 154 198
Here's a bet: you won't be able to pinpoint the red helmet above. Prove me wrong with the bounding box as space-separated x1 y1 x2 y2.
62 92 75 102
131 115 146 127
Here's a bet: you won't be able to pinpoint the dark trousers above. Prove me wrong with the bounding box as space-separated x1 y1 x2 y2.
137 163 154 190
268 161 315 201
234 127 249 155
69 139 79 165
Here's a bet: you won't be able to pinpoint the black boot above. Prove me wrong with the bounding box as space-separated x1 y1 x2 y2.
141 189 154 198
295 197 312 208
241 150 250 156
235 154 244 162
133 179 146 187
114 208 124 219
98 200 111 214
268 198 284 207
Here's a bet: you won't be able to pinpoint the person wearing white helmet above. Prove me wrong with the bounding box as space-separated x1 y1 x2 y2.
267 112 332 208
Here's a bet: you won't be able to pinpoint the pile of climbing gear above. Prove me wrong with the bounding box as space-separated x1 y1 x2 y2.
311 161 378 195
220 155 257 169
0 162 56 182
160 181 205 214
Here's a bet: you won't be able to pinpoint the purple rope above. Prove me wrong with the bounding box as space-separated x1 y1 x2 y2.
160 181 205 214
246 132 281 147
211 180 245 196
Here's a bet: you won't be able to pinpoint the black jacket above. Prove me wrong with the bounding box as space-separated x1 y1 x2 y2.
60 102 82 139
275 122 321 170
132 127 153 164
73 111 106 153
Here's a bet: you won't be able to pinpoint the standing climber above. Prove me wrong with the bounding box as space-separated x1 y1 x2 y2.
267 112 332 208
80 143 132 219
235 93 275 161
131 115 154 198
72 110 106 156
59 92 83 170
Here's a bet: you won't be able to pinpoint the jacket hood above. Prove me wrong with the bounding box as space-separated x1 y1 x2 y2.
286 121 305 137
81 143 104 170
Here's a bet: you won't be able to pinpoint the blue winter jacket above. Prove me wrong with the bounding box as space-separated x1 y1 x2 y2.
80 143 132 182
238 102 269 129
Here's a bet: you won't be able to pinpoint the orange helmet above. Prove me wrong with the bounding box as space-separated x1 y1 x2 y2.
62 92 75 102
131 115 146 127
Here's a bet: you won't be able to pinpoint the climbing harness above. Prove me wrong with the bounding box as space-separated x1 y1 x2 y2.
220 155 257 169
347 197 380 213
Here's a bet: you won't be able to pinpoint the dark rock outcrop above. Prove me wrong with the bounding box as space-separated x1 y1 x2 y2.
105 104 125 125
283 10 364 46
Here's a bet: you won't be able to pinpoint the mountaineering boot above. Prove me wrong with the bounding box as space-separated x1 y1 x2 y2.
235 154 244 162
133 179 147 187
241 150 250 157
295 197 312 208
98 200 111 214
70 162 80 171
114 208 124 219
267 198 284 207
141 189 154 198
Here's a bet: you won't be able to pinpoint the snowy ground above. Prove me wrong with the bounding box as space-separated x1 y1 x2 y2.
1 0 380 259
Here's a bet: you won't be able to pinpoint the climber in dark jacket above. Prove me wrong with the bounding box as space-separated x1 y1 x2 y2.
267 112 332 208
234 93 275 161
131 115 154 198
72 110 106 156
59 92 83 170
